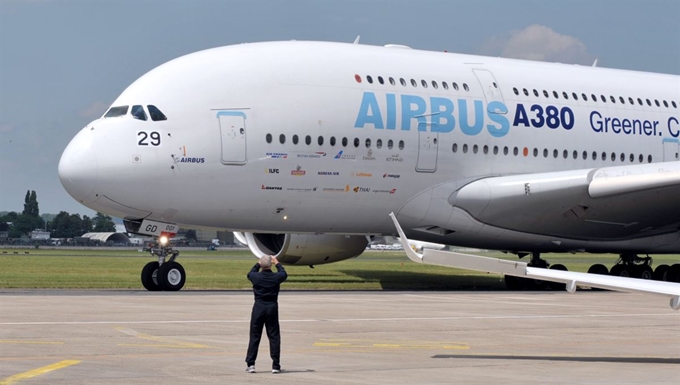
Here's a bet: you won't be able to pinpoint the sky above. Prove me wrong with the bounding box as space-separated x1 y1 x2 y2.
0 0 678 216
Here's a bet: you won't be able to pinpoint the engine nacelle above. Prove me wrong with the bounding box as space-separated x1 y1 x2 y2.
237 232 368 266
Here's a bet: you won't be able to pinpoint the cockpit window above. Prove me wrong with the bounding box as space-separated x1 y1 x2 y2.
104 106 128 118
131 105 147 121
147 105 167 121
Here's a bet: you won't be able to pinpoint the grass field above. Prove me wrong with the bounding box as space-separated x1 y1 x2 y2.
1 248 678 290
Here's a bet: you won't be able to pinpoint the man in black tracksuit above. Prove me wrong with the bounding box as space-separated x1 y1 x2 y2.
245 255 287 374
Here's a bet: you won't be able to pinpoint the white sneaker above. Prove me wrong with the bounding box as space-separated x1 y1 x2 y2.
246 365 256 373
272 368 281 374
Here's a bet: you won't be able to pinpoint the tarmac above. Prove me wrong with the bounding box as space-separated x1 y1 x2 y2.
0 290 678 385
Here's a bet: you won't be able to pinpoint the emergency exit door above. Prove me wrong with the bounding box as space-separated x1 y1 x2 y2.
663 138 679 161
216 110 247 165
416 122 438 172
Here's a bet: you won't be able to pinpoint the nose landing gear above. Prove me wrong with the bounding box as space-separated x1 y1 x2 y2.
141 237 186 291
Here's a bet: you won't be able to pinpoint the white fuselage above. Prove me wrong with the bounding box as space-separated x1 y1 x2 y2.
58 41 680 253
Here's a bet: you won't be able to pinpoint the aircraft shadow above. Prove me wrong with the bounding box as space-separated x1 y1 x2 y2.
338 270 506 290
432 354 680 365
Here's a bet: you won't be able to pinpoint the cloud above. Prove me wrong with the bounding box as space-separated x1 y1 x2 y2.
477 25 594 65
78 101 109 119
0 124 14 133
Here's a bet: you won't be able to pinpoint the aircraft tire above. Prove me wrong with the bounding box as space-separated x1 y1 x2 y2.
547 264 567 290
667 264 680 283
158 261 186 291
610 264 631 278
587 264 609 291
141 261 162 291
633 265 653 280
652 265 670 281
504 275 526 290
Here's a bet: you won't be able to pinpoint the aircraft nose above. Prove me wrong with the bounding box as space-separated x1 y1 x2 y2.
58 127 98 203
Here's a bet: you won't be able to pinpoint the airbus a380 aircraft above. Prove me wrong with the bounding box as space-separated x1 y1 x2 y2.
58 41 680 308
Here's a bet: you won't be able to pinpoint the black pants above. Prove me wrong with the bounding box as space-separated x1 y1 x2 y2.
245 301 281 369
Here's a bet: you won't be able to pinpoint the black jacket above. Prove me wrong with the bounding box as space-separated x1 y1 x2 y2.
247 262 287 303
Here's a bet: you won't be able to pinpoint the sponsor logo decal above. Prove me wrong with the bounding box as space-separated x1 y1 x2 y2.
296 152 326 158
322 185 350 192
266 168 280 174
286 187 317 192
362 148 376 161
291 165 306 176
261 184 282 190
177 157 205 163
266 152 288 159
334 150 356 160
353 186 371 193
386 154 403 162
383 173 400 178
373 188 397 194
318 171 340 176
350 171 372 177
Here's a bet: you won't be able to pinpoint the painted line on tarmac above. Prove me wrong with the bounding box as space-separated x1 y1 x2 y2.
0 312 675 326
114 326 212 349
0 359 80 385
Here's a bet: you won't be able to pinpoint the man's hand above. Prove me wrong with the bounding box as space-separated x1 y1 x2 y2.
271 256 279 265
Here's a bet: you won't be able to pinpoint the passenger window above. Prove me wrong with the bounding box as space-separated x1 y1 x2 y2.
663 100 669 108
619 96 625 104
493 146 498 155
672 101 677 108
365 138 371 148
411 79 417 87
611 152 616 161
532 148 538 157
376 139 382 149
452 143 458 153
543 148 548 158
147 105 167 121
648 155 652 163
533 89 539 97
266 133 272 144
463 83 469 91
523 88 529 96
131 105 147 121
592 151 597 160
655 99 660 107
513 87 519 95
543 90 549 98
610 95 616 103
354 138 360 147
318 136 323 146
503 146 509 155
389 77 395 86
591 94 597 102
463 144 468 153
400 78 407 86
453 83 459 91
305 135 311 145
367 75 373 84
600 95 606 102
628 97 634 105
581 93 587 101
513 147 518 156
421 80 428 88
553 91 559 99
398 140 404 150
571 92 577 100
432 81 438 89
483 145 488 154
473 145 478 154
330 136 336 146
637 98 643 105
553 149 558 158
442 82 449 90
293 135 299 145
388 139 394 149
104 105 129 118
342 137 348 147
378 76 384 85
279 134 286 144
563 150 568 159
646 99 651 106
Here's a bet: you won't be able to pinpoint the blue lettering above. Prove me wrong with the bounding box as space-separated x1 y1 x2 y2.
401 95 427 131
386 93 396 130
590 111 603 132
530 105 544 128
487 101 509 137
513 104 530 127
354 92 384 129
458 99 484 136
430 97 455 133
669 117 679 138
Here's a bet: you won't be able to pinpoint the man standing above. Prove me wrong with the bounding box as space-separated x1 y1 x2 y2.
245 255 287 374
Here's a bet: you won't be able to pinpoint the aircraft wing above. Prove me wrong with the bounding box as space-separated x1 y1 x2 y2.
448 162 680 241
389 213 680 310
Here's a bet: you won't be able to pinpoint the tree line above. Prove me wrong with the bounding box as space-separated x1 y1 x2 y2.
0 190 116 239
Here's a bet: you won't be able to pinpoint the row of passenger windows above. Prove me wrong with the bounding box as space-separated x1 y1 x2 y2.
355 74 472 92
266 133 405 150
104 105 168 121
513 87 678 109
451 143 654 163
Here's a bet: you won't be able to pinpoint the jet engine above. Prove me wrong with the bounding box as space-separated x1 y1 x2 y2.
234 232 368 266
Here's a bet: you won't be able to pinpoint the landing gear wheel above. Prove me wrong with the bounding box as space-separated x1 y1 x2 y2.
158 261 186 291
610 264 631 278
633 265 653 280
667 264 680 283
547 264 567 291
653 265 670 281
141 261 162 291
504 275 526 290
587 264 609 275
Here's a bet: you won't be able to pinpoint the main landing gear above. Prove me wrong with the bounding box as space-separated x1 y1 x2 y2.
504 252 680 290
590 253 680 283
141 236 186 291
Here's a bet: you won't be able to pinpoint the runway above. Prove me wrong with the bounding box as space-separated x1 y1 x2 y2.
0 290 678 384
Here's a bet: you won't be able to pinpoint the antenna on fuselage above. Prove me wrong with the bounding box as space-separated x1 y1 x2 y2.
353 35 361 44
592 58 598 67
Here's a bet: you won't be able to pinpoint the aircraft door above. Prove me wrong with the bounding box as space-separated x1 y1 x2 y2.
663 138 679 161
216 110 247 165
416 122 438 173
473 69 507 113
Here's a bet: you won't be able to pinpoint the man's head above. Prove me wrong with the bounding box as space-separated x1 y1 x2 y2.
260 255 273 270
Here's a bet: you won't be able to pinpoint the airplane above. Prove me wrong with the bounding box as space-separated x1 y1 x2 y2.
58 40 680 307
